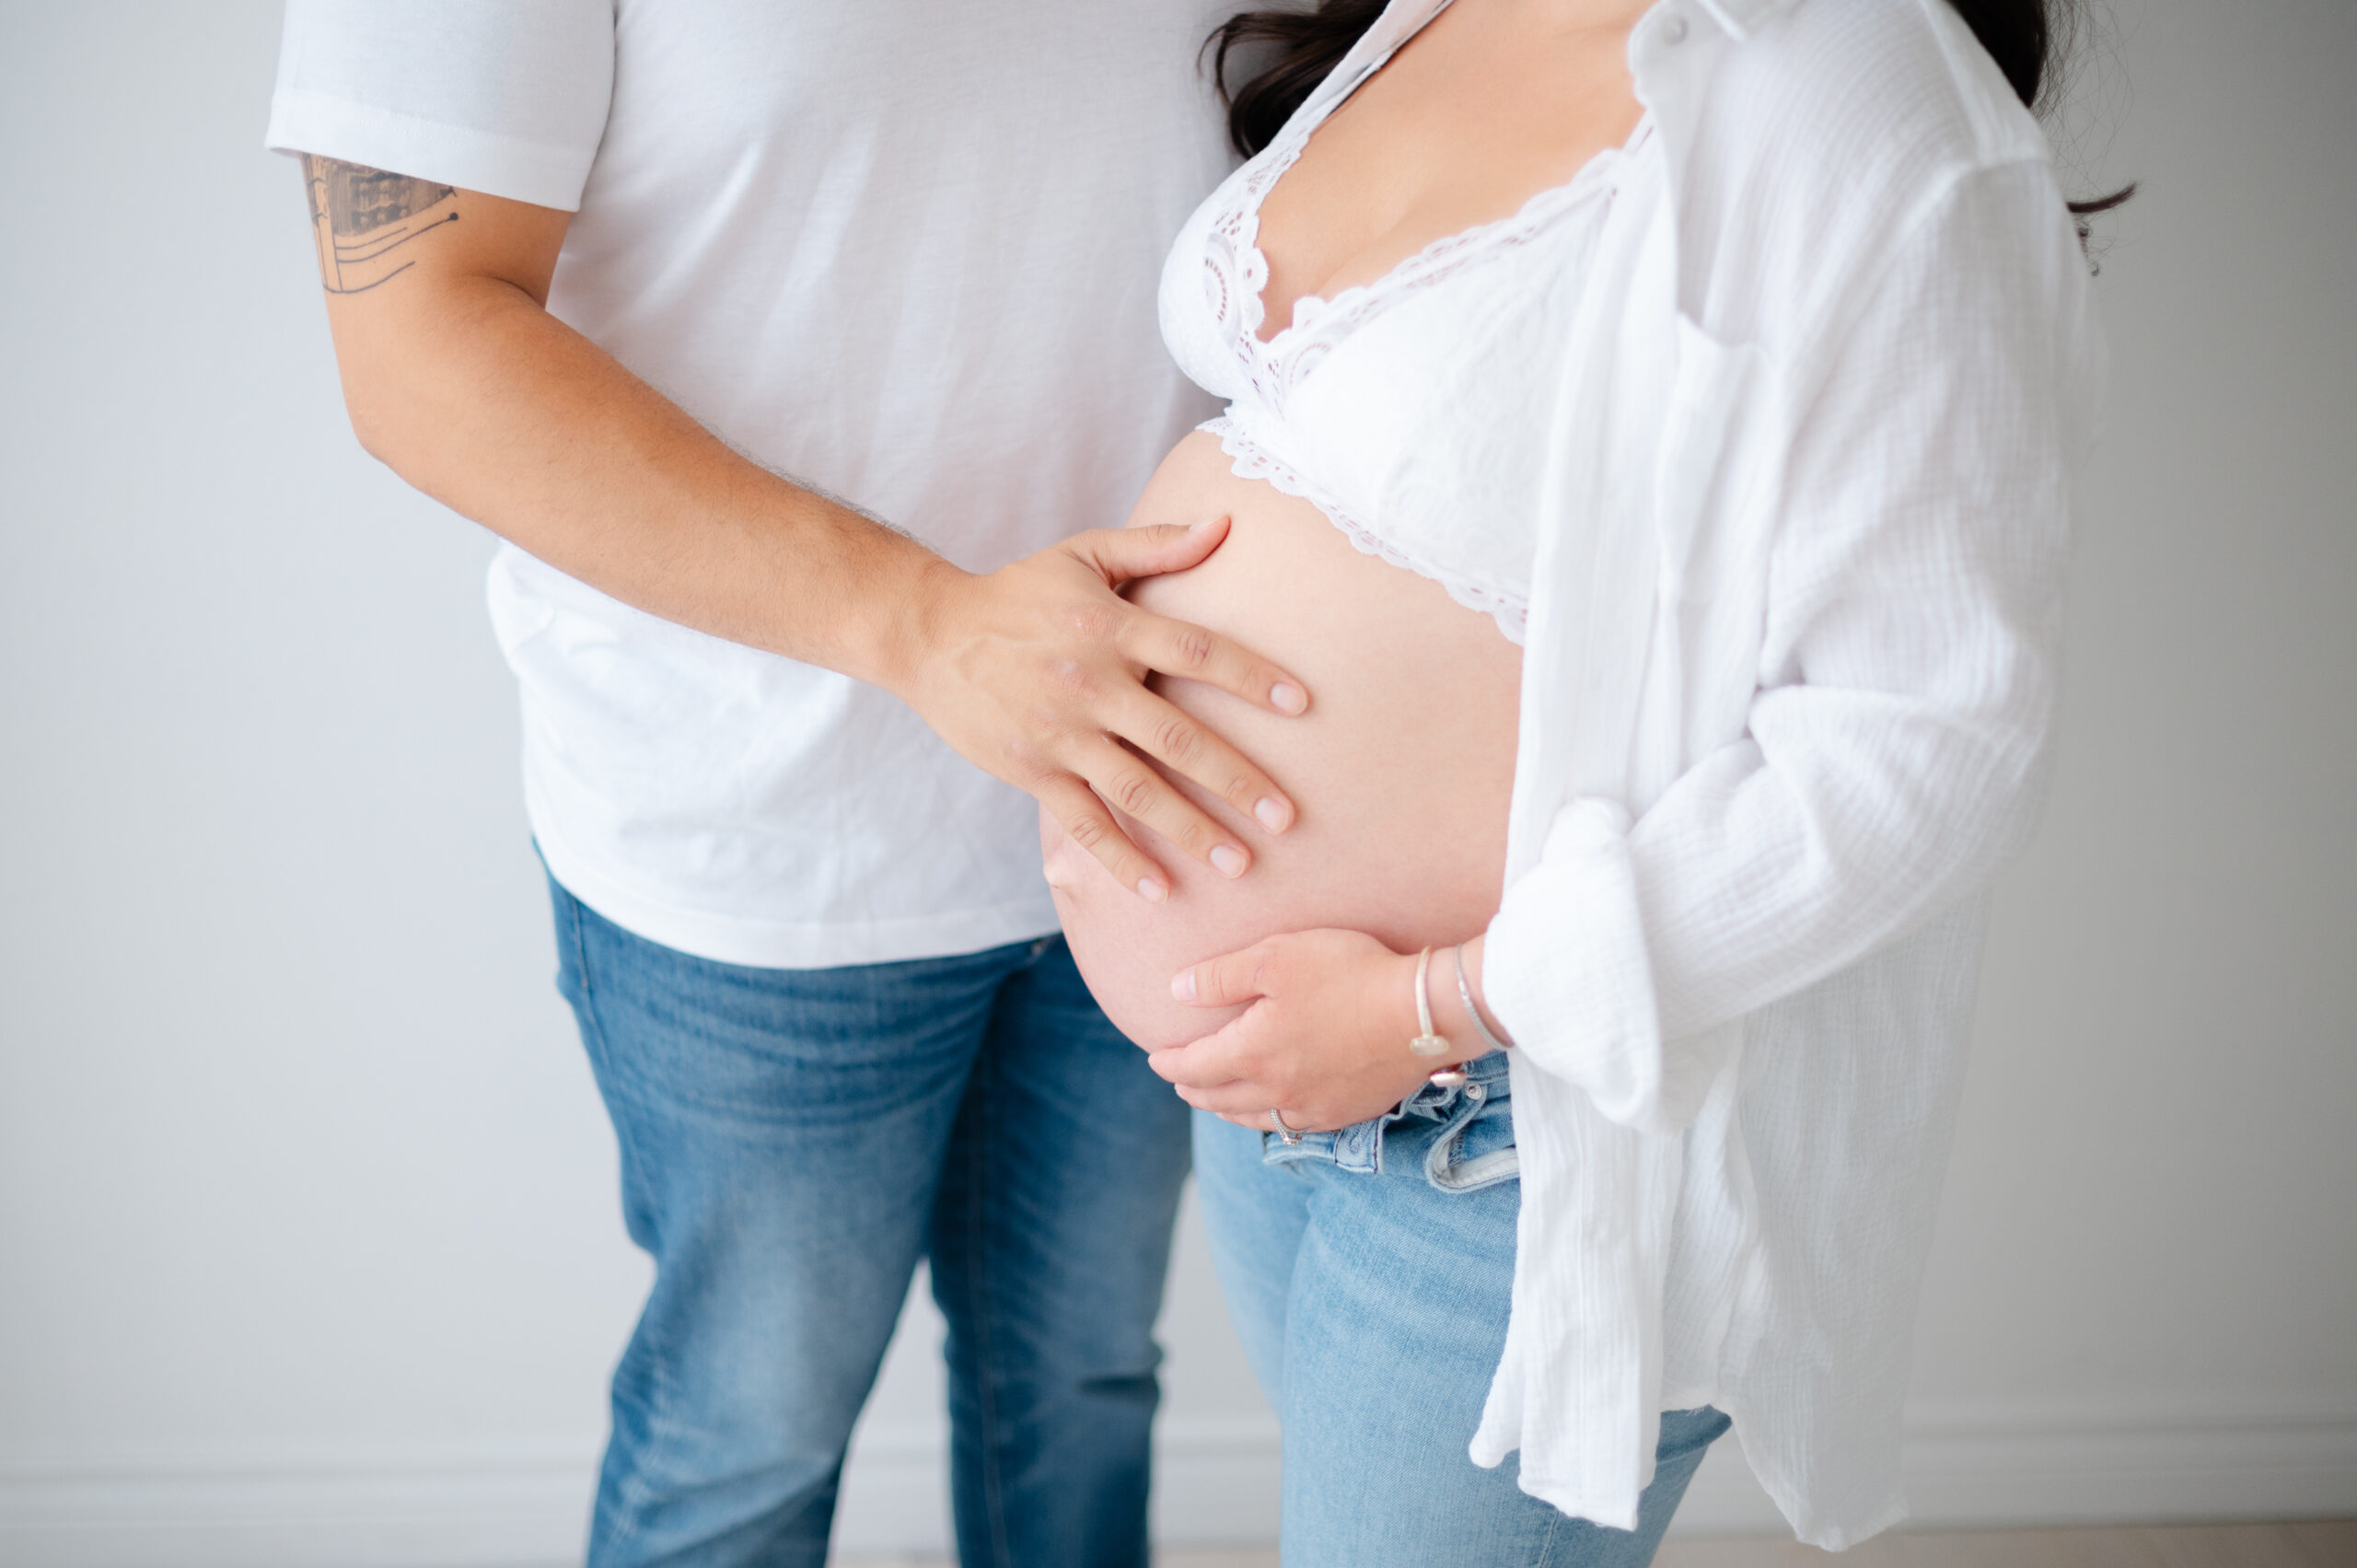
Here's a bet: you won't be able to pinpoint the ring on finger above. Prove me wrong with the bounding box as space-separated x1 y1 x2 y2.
1268 1107 1306 1145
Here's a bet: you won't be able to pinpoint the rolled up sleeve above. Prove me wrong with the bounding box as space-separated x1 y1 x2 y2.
1488 157 2098 1132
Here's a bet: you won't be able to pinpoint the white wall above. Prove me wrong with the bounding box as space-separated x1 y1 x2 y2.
0 2 2351 1563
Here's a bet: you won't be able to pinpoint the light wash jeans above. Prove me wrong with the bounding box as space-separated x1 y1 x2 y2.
548 876 1191 1568
1194 1051 1729 1568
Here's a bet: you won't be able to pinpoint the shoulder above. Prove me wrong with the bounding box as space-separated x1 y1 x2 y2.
1716 0 2050 176
1663 0 2065 346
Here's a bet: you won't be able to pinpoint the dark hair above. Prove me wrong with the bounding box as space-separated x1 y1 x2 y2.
1206 1 2133 227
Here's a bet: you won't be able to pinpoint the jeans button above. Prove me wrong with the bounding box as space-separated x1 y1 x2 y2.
1467 1083 1487 1101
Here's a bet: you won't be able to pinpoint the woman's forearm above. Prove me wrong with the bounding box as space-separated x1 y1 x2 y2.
1431 935 1514 1057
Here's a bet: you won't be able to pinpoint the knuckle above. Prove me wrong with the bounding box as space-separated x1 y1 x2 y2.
1170 625 1216 670
1153 714 1200 766
1109 770 1158 819
1003 738 1052 779
1064 603 1119 644
1027 702 1083 743
1062 813 1109 852
1045 656 1092 698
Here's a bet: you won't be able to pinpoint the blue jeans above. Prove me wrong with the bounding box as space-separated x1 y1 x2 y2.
1193 1053 1728 1568
549 877 1191 1568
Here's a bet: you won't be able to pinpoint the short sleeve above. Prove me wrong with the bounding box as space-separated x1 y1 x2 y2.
264 0 615 212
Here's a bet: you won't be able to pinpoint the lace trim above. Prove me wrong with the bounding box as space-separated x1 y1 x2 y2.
1203 417 1529 645
1209 108 1640 405
1201 112 1315 399
1280 165 1617 331
1198 44 1394 402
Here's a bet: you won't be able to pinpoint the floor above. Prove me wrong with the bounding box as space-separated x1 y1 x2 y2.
834 1519 2357 1567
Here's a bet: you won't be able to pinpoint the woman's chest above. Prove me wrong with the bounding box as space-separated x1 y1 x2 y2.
1249 8 1644 331
1243 204 1611 612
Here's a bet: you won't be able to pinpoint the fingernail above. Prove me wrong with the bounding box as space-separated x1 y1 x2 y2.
1138 877 1167 902
1271 682 1306 714
1171 969 1197 1001
1254 796 1289 832
1210 844 1247 877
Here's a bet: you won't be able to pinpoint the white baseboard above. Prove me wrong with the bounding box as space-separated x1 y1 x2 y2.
0 1440 597 1568
0 1423 1280 1568
3 1402 2350 1566
1898 1399 2357 1529
1671 1398 2357 1537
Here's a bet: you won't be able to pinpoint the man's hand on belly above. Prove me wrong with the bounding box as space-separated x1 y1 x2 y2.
288 162 1306 907
891 516 1309 902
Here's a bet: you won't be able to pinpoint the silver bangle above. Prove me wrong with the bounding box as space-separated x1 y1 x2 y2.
1408 947 1451 1057
1413 945 1472 1090
1452 944 1512 1056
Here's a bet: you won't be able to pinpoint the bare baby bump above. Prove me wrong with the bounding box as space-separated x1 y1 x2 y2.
1044 430 1523 1049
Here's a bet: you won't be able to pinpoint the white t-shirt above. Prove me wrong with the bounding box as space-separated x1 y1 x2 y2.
268 0 1235 967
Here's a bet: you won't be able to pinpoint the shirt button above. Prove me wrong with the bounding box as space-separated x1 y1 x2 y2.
1663 15 1689 43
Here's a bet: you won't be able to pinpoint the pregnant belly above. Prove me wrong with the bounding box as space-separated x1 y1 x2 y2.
1045 429 1523 1049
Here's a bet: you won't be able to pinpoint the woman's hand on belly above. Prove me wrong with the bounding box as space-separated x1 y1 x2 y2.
1146 929 1504 1133
1045 430 1525 1065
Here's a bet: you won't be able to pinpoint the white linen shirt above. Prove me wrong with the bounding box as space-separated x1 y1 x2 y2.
1279 0 2104 1548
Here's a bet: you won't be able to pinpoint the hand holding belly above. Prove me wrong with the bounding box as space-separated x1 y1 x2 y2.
1152 930 1423 1131
896 513 1310 902
1047 431 1527 1119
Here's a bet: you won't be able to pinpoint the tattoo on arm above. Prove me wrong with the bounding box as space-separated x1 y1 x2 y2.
301 155 459 294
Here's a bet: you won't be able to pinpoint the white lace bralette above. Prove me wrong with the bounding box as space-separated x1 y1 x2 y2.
1157 48 1647 645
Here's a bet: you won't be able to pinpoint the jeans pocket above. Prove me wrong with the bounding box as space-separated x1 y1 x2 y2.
1424 1089 1518 1193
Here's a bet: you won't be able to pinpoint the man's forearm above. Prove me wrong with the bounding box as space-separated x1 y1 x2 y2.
327 269 943 688
298 157 1308 896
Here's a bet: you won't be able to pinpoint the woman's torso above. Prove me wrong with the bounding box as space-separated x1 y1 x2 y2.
1045 432 1524 1048
1046 0 1648 1047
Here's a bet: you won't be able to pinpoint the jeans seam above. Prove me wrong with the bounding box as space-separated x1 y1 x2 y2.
561 883 594 1002
960 1040 1016 1568
559 889 677 1553
1526 1507 1562 1568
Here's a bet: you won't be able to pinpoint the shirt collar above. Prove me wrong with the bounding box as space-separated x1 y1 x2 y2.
1340 0 1809 114
1687 0 1802 41
1354 0 1796 57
